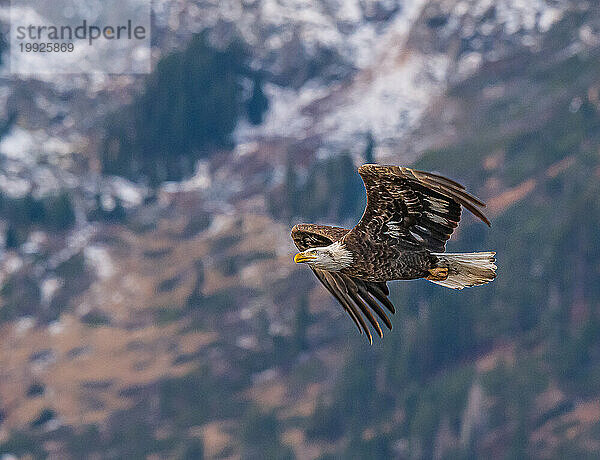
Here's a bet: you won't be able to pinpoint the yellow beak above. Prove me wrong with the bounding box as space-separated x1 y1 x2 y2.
294 252 317 263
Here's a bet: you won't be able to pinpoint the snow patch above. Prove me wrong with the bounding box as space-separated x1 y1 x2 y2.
0 127 38 164
84 245 115 280
41 277 62 306
108 176 147 208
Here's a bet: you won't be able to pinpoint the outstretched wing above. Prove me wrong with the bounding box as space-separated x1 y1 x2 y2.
351 164 490 252
291 224 396 344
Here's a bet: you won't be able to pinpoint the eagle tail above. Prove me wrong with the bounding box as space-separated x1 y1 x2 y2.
429 252 496 289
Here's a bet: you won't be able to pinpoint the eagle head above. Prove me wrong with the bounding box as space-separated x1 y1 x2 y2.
294 242 353 271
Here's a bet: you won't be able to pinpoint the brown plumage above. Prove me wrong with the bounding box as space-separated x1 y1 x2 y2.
292 164 496 343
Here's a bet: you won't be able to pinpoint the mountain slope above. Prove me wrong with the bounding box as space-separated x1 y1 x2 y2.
0 1 599 459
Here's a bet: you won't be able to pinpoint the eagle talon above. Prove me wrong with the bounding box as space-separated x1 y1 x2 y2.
426 267 448 281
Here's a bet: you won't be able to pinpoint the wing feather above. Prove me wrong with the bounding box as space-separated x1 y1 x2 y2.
291 224 350 251
329 273 373 343
350 164 490 252
367 283 396 314
344 277 384 338
313 269 363 334
354 283 392 329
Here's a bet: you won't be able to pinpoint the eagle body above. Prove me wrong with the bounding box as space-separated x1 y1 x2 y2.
338 236 436 282
292 165 496 343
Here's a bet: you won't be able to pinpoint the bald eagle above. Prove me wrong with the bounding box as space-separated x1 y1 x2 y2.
292 164 496 343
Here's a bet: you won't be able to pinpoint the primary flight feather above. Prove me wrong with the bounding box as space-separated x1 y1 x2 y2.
291 164 496 343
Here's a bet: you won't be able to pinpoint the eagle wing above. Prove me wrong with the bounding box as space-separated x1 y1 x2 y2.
351 164 490 252
291 224 396 344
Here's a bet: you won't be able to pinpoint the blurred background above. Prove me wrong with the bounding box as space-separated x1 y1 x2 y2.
0 0 599 458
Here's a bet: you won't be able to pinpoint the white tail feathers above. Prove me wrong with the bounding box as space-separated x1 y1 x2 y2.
429 252 497 289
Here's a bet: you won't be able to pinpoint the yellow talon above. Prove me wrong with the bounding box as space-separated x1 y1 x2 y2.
426 267 448 281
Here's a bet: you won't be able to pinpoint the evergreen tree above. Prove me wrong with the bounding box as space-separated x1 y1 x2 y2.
101 32 254 186
0 32 6 67
246 76 269 125
24 194 45 224
293 294 312 352
364 131 375 164
44 192 76 230
284 156 298 218
5 224 20 249
179 438 204 460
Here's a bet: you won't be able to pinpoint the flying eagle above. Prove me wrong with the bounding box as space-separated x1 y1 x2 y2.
291 164 496 343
